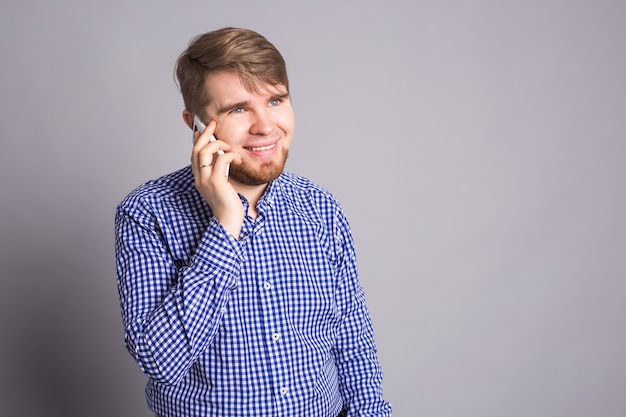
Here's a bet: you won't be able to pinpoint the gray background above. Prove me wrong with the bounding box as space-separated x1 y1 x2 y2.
1 1 625 416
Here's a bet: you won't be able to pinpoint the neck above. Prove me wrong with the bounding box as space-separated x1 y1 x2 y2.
231 180 268 219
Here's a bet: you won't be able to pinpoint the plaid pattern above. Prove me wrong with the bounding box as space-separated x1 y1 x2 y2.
115 166 391 417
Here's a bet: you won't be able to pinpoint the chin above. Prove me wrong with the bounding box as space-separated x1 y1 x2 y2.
230 150 289 186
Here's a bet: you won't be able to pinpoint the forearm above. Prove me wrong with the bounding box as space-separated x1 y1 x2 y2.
334 288 392 416
125 262 237 385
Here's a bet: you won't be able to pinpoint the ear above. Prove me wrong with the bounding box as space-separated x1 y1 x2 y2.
182 110 194 129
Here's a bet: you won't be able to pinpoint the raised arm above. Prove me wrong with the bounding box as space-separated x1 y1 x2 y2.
115 200 242 385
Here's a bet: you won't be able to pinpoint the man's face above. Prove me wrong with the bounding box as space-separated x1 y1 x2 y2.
203 71 295 187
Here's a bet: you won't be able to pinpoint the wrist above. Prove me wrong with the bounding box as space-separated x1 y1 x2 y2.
217 215 244 239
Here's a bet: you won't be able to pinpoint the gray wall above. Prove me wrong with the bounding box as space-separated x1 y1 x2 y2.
1 1 625 416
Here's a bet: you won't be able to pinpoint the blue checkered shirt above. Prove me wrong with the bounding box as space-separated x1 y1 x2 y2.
115 166 391 417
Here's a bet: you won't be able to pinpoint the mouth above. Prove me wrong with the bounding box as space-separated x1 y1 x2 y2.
244 143 277 152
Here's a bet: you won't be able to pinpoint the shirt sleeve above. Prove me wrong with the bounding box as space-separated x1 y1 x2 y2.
115 197 242 386
331 207 393 416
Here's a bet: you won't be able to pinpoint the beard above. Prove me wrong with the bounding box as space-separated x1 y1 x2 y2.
228 148 289 186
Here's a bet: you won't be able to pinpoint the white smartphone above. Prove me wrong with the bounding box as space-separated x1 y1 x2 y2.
193 115 229 177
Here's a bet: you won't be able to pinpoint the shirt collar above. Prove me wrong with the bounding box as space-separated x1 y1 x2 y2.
237 172 284 215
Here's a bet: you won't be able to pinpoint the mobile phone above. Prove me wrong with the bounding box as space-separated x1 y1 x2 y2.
193 115 229 177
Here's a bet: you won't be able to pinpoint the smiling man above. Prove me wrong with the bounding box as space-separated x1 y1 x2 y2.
115 27 392 417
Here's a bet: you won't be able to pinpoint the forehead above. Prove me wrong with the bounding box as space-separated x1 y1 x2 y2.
205 71 287 103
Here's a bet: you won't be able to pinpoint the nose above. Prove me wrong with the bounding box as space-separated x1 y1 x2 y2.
249 108 274 136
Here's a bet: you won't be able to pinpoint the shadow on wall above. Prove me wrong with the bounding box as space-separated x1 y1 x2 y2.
0 235 149 417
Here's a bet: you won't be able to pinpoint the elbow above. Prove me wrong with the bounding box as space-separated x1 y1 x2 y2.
135 349 189 386
145 367 187 387
125 333 189 387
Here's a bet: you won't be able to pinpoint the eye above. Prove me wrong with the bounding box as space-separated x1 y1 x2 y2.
231 106 245 114
269 97 282 107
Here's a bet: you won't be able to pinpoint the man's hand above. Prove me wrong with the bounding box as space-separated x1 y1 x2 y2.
191 121 244 238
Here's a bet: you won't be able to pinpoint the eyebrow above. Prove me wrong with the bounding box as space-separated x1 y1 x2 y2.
272 93 290 101
215 100 249 116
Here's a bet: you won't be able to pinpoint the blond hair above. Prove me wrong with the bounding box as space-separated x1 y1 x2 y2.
175 27 289 114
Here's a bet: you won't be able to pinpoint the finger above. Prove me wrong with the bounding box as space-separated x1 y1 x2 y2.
191 121 217 165
194 141 220 168
192 132 223 170
194 141 235 180
211 153 227 178
192 120 216 146
212 150 242 177
196 138 236 163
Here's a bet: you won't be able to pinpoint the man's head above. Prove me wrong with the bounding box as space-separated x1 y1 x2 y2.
176 27 289 116
176 28 294 188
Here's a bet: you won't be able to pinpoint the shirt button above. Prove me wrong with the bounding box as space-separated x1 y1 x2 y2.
221 307 227 314
264 281 271 290
280 387 289 395
272 333 280 341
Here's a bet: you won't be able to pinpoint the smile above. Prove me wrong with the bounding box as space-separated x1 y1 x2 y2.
246 143 276 152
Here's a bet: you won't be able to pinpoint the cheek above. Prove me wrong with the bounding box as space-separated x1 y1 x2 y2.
217 121 247 143
277 109 295 133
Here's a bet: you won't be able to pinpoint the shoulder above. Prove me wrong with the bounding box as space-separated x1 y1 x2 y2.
274 173 355 261
117 166 196 213
274 172 345 221
276 171 338 204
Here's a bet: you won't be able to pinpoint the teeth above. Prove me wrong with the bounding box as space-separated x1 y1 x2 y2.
248 144 275 151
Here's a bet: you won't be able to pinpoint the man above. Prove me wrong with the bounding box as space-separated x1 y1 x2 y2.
115 27 392 417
